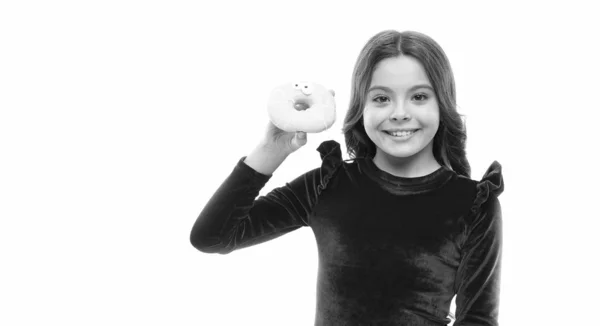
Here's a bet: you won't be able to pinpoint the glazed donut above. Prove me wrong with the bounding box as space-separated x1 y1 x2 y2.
267 81 336 133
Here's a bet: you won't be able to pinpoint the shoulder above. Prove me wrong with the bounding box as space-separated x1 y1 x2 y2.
472 160 504 212
284 140 349 194
316 139 343 165
314 140 347 194
453 161 504 228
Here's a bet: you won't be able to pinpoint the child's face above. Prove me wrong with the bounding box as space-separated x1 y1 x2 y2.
363 55 440 165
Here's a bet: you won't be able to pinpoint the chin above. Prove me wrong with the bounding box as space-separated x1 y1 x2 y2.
382 147 422 159
377 139 431 160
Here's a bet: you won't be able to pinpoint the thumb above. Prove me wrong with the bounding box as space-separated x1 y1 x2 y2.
293 131 307 148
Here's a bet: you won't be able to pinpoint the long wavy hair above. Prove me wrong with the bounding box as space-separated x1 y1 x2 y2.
341 30 471 178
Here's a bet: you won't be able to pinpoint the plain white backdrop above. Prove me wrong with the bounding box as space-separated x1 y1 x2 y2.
1 1 599 325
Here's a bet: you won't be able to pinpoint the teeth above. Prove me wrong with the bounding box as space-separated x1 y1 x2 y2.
387 130 416 137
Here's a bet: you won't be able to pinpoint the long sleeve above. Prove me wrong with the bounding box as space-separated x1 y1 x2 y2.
190 140 342 255
454 161 504 326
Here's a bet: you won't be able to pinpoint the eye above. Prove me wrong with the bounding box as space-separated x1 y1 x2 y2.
301 83 314 95
372 95 389 104
413 93 429 102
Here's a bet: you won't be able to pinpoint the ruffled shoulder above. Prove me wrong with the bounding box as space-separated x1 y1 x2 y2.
470 160 504 214
315 140 344 195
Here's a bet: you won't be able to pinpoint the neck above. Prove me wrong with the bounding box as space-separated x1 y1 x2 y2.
372 151 442 178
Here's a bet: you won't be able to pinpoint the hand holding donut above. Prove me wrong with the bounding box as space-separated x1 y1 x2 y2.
262 82 335 156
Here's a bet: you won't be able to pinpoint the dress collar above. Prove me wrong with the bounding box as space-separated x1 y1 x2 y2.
359 157 455 195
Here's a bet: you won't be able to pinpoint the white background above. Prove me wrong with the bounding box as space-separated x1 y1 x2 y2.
1 1 598 325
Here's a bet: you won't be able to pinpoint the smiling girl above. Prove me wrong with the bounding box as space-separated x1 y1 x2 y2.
191 30 504 325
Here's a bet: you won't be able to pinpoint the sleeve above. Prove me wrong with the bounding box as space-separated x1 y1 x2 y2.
189 140 343 255
454 161 504 326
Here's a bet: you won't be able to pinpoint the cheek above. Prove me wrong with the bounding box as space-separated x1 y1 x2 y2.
421 105 440 126
362 107 376 128
363 106 385 125
425 114 440 128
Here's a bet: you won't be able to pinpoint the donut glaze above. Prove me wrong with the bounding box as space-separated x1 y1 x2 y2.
267 81 336 133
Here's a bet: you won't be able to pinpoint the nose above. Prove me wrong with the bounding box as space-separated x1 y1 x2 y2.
389 100 410 121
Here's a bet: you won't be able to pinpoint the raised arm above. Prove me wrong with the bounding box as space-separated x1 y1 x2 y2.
190 142 319 255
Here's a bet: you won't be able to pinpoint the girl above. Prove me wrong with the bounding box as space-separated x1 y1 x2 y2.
190 30 503 326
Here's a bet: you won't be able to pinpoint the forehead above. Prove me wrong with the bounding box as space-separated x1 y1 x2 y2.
370 56 430 88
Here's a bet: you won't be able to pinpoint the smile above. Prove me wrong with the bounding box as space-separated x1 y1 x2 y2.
383 130 418 138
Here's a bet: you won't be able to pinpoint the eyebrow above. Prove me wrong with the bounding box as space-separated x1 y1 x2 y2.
368 84 434 93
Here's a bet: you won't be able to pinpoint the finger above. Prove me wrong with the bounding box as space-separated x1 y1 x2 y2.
295 132 307 148
292 131 304 147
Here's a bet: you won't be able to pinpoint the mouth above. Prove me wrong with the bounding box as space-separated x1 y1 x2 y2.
383 129 419 136
292 97 312 111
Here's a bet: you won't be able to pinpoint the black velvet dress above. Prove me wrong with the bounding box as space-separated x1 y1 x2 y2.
190 140 504 326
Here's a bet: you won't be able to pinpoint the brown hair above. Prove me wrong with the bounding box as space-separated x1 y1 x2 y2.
341 30 471 178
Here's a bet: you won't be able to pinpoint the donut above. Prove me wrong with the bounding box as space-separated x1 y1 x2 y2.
267 81 336 133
